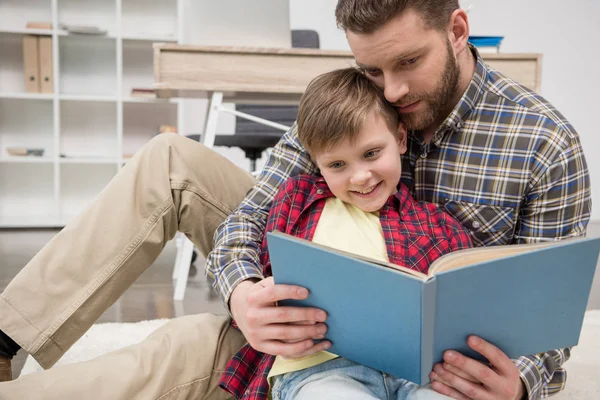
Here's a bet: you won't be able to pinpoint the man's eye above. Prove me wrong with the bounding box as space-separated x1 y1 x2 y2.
329 161 345 169
365 68 382 77
401 57 418 66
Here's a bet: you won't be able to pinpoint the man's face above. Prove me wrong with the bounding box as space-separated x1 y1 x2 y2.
314 112 406 213
347 9 460 132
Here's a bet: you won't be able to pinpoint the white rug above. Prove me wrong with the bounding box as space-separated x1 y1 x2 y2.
20 313 600 398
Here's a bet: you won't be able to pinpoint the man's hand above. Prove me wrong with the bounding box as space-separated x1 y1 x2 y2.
430 336 526 400
230 277 331 358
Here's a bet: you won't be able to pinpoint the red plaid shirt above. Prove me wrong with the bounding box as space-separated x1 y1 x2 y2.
219 174 473 399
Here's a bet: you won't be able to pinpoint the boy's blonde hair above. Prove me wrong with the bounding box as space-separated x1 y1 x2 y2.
297 68 399 156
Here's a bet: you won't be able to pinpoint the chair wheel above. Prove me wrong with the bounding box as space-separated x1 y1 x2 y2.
188 264 198 278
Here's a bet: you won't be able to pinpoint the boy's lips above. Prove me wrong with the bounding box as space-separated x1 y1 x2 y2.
351 181 382 198
395 101 420 113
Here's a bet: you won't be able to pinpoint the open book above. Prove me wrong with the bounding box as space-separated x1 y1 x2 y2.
267 231 600 385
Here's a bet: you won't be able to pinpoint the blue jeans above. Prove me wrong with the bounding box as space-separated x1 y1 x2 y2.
271 358 452 400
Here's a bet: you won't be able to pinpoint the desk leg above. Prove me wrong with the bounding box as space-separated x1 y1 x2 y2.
202 91 224 148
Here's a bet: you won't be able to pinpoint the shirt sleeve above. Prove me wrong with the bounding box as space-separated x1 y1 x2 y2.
205 123 318 314
512 129 591 399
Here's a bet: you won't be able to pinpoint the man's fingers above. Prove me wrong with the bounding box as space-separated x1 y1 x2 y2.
467 336 517 378
260 338 331 359
249 280 311 305
442 350 502 390
440 362 479 383
430 378 470 400
256 322 328 342
249 304 327 325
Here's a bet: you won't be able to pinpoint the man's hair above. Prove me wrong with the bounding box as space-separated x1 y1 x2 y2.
335 0 460 34
297 68 398 157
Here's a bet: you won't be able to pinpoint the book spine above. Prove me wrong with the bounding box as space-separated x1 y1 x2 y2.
420 278 437 385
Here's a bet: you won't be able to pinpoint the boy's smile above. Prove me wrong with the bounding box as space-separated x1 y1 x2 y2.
315 112 407 213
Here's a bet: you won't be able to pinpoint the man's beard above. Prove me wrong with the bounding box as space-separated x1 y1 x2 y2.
400 40 460 132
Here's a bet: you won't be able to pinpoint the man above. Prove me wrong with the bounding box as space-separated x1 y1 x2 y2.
0 1 590 399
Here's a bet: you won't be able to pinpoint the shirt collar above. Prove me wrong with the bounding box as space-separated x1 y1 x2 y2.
309 175 411 218
430 44 488 146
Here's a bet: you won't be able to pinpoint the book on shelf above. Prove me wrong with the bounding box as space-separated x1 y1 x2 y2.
131 88 157 98
23 35 40 93
268 231 600 385
38 36 53 93
25 21 53 30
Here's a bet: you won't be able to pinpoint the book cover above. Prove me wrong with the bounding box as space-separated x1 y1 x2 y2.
268 232 600 384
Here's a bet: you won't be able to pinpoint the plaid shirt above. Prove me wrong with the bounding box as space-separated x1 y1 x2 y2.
208 47 591 399
218 174 473 399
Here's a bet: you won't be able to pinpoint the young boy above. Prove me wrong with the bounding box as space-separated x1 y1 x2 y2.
219 68 472 399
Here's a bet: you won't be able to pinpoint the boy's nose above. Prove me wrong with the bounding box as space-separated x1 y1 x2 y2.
350 169 372 186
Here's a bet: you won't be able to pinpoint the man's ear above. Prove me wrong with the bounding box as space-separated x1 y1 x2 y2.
448 8 470 56
397 123 408 154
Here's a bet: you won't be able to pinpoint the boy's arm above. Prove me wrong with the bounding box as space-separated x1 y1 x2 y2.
206 123 318 313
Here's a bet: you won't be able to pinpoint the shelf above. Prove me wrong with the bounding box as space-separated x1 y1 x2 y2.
0 163 56 222
0 1 52 35
60 163 118 220
0 98 55 158
122 97 176 104
0 156 54 164
0 93 54 100
59 157 119 165
123 102 177 157
58 0 116 38
122 35 177 43
121 0 177 42
0 28 53 36
0 216 65 229
60 100 118 159
59 35 117 97
60 94 117 102
122 40 157 98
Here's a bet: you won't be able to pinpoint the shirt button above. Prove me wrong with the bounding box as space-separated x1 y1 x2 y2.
316 189 324 195
472 221 481 229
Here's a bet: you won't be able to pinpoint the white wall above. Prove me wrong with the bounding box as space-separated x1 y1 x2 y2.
289 0 600 220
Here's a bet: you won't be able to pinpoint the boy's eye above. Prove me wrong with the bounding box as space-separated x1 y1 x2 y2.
329 161 345 169
364 149 381 159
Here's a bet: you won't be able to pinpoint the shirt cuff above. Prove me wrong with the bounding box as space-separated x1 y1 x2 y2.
515 356 543 400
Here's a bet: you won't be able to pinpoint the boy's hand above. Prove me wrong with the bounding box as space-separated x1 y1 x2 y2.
230 277 331 358
430 336 525 400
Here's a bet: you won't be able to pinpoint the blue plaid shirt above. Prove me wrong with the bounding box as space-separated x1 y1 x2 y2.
207 48 592 399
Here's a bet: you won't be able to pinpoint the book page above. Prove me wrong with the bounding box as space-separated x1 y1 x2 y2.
428 241 559 276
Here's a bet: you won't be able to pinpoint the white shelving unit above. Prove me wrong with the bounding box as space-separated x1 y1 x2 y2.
0 0 180 227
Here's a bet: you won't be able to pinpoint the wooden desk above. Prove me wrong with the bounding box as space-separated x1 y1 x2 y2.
155 44 542 294
153 44 542 101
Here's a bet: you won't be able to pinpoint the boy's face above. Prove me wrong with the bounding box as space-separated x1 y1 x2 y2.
314 112 406 213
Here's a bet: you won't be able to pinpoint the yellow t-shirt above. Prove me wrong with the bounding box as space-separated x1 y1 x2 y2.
267 197 389 383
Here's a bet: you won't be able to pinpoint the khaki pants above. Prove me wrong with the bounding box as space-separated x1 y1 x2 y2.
0 133 256 399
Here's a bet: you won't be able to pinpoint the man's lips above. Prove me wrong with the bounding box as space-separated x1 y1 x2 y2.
395 101 420 113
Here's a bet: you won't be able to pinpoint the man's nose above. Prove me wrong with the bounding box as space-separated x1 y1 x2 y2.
383 75 409 104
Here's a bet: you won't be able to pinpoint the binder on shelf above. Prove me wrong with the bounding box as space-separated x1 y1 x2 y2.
38 36 54 93
23 35 40 93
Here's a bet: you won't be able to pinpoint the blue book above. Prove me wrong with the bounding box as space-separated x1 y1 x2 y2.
268 231 600 385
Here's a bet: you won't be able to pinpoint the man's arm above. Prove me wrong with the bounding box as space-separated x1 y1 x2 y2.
432 129 591 400
206 123 318 311
512 128 591 399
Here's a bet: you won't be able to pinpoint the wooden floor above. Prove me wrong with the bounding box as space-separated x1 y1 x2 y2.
2 223 600 378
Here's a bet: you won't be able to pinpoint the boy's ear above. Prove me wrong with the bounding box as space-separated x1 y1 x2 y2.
397 123 408 154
